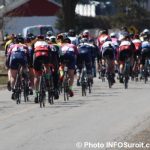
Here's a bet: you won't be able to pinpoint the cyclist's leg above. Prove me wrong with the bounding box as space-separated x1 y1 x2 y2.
33 57 42 102
10 58 25 99
76 54 83 86
67 53 76 97
85 53 93 83
9 58 20 90
7 69 11 91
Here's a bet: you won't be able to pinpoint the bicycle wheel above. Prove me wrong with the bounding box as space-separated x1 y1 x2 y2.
108 77 112 89
82 83 86 96
144 60 148 84
39 76 46 108
48 76 54 104
22 80 29 102
15 74 22 104
88 79 91 93
63 81 69 101
124 75 129 89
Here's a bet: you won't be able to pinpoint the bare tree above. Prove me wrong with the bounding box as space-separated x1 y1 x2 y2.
61 0 79 31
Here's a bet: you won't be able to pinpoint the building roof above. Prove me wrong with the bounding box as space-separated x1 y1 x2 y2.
5 0 61 17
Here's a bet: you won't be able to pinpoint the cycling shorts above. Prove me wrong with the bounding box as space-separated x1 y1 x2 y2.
77 51 92 75
118 49 132 61
102 48 114 60
33 55 50 72
9 52 27 69
141 48 150 65
60 51 76 70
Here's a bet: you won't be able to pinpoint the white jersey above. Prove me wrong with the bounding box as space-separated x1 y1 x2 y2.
101 41 115 52
68 36 79 46
34 41 49 49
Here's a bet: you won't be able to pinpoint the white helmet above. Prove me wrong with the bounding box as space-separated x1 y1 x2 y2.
83 30 89 35
143 29 150 34
110 32 116 38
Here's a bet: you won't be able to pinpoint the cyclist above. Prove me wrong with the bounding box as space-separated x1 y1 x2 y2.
97 29 110 49
89 38 98 77
24 36 35 95
140 35 150 79
118 33 134 83
101 37 116 84
60 37 77 97
97 29 110 74
132 34 142 79
46 36 60 99
46 31 53 39
140 29 150 41
5 34 16 91
33 35 52 103
68 29 79 46
76 38 93 86
6 36 29 99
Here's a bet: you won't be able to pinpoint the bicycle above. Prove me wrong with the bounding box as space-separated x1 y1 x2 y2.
13 66 29 104
143 58 149 84
22 69 30 102
107 72 114 88
13 66 22 104
47 66 54 104
63 65 69 101
80 62 88 96
105 57 115 88
123 58 130 89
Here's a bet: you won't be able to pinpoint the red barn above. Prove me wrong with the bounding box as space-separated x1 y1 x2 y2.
5 0 61 17
3 0 61 34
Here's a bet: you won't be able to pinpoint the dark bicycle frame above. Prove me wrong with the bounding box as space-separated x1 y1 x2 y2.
81 62 88 96
123 58 130 89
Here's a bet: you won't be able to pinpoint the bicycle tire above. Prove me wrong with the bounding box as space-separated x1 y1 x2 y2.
23 80 29 102
82 83 86 96
15 74 22 104
39 76 46 108
48 91 54 104
108 79 112 88
124 76 128 89
88 81 91 93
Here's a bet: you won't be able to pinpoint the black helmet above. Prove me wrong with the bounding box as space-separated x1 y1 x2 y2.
37 35 44 40
68 29 76 37
46 31 53 37
15 36 24 43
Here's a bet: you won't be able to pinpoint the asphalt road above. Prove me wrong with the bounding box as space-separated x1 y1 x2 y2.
0 77 150 150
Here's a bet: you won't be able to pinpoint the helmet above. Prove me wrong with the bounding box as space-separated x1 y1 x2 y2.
83 30 89 35
143 29 150 34
110 32 116 38
134 34 139 39
49 36 56 43
80 38 88 43
121 26 128 32
15 35 24 43
82 30 90 38
68 29 76 37
57 33 63 40
25 37 31 43
46 31 53 37
63 37 71 43
27 33 34 38
37 35 44 40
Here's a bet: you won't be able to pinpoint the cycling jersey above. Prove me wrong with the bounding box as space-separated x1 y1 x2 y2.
34 41 50 58
101 41 116 60
132 39 141 49
7 44 29 69
60 43 77 69
97 34 110 48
